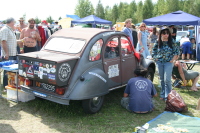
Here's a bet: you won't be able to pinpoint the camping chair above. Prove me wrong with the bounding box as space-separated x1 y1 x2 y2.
172 76 190 91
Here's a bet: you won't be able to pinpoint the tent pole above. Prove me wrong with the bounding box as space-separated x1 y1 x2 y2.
197 21 200 61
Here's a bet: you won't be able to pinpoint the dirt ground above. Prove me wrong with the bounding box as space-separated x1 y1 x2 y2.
0 100 62 133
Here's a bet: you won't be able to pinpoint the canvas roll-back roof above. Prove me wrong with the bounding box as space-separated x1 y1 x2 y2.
51 28 112 42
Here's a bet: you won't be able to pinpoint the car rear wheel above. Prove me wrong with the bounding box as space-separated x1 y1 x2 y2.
82 96 104 114
146 67 154 81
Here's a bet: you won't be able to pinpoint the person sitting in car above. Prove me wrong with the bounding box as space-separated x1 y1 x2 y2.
107 47 118 58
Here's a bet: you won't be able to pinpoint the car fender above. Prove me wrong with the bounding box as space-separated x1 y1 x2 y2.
68 68 109 100
142 58 156 71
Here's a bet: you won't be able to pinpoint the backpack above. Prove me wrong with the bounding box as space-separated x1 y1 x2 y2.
165 90 188 112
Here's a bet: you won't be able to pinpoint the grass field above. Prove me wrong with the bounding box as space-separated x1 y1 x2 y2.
0 63 200 133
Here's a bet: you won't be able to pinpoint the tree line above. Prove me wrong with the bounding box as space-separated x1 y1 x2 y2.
75 0 200 25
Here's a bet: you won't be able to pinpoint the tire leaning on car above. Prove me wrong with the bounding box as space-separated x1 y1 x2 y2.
82 96 105 114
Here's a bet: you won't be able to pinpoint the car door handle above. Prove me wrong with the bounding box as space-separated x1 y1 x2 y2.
122 59 125 62
104 62 107 65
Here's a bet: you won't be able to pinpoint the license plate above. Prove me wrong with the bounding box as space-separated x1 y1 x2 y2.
33 91 47 97
35 82 56 92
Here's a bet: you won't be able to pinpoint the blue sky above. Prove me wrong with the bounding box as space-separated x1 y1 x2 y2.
1 0 157 21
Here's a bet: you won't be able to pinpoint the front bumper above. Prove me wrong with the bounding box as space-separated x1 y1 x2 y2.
21 85 70 105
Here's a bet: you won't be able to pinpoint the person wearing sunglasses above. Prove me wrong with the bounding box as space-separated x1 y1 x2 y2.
136 23 151 58
152 27 180 101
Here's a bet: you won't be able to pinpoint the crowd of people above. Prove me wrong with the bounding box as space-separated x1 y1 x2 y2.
121 18 200 113
0 17 62 91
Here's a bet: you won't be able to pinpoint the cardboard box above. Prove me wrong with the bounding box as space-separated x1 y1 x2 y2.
6 86 35 102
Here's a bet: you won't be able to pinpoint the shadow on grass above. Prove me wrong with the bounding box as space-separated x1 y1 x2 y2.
0 98 21 121
0 123 17 133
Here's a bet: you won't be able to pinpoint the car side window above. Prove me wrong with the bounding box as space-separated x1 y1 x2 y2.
89 39 103 61
120 36 132 56
104 37 119 59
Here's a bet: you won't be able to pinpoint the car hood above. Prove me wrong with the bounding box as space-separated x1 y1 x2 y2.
18 51 79 63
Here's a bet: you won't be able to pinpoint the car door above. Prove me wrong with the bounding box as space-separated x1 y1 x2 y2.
103 36 121 86
120 36 138 84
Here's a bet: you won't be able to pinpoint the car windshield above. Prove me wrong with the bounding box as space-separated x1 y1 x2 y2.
44 38 85 53
177 32 188 37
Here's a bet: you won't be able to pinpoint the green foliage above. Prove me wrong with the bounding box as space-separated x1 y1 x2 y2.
111 4 118 24
190 0 200 17
58 17 62 20
157 0 167 15
118 2 130 22
75 0 94 18
46 16 54 24
104 6 112 22
166 0 180 12
2 20 6 24
135 1 143 23
74 0 200 25
35 16 41 24
143 0 154 19
95 0 105 19
127 0 137 24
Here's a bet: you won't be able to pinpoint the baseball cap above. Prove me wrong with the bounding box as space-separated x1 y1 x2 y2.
41 20 48 25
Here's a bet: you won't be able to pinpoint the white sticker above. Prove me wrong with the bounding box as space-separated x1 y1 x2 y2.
19 69 23 76
23 72 27 77
39 67 43 79
89 72 107 83
58 63 71 82
50 68 56 73
47 68 50 73
34 71 38 75
46 64 49 68
27 66 34 78
108 64 119 78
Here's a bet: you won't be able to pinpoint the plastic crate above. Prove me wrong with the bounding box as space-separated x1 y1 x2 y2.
5 86 35 102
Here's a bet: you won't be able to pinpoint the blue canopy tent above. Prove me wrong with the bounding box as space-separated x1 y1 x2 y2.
71 15 112 28
143 10 200 61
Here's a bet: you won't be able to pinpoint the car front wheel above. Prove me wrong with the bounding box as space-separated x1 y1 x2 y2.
82 96 104 114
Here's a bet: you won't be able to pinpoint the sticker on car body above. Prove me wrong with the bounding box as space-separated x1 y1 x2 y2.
89 72 107 83
33 91 47 97
108 64 119 78
58 63 71 82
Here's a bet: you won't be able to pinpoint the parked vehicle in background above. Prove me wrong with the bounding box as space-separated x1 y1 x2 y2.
18 28 156 114
176 31 189 43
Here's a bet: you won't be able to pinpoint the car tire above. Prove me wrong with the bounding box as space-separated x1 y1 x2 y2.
146 67 154 81
82 96 104 114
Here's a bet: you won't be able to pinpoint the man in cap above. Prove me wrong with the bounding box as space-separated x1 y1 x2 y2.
16 17 27 32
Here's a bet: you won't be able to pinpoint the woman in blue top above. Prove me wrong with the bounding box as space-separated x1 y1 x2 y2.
136 23 150 58
152 28 179 100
